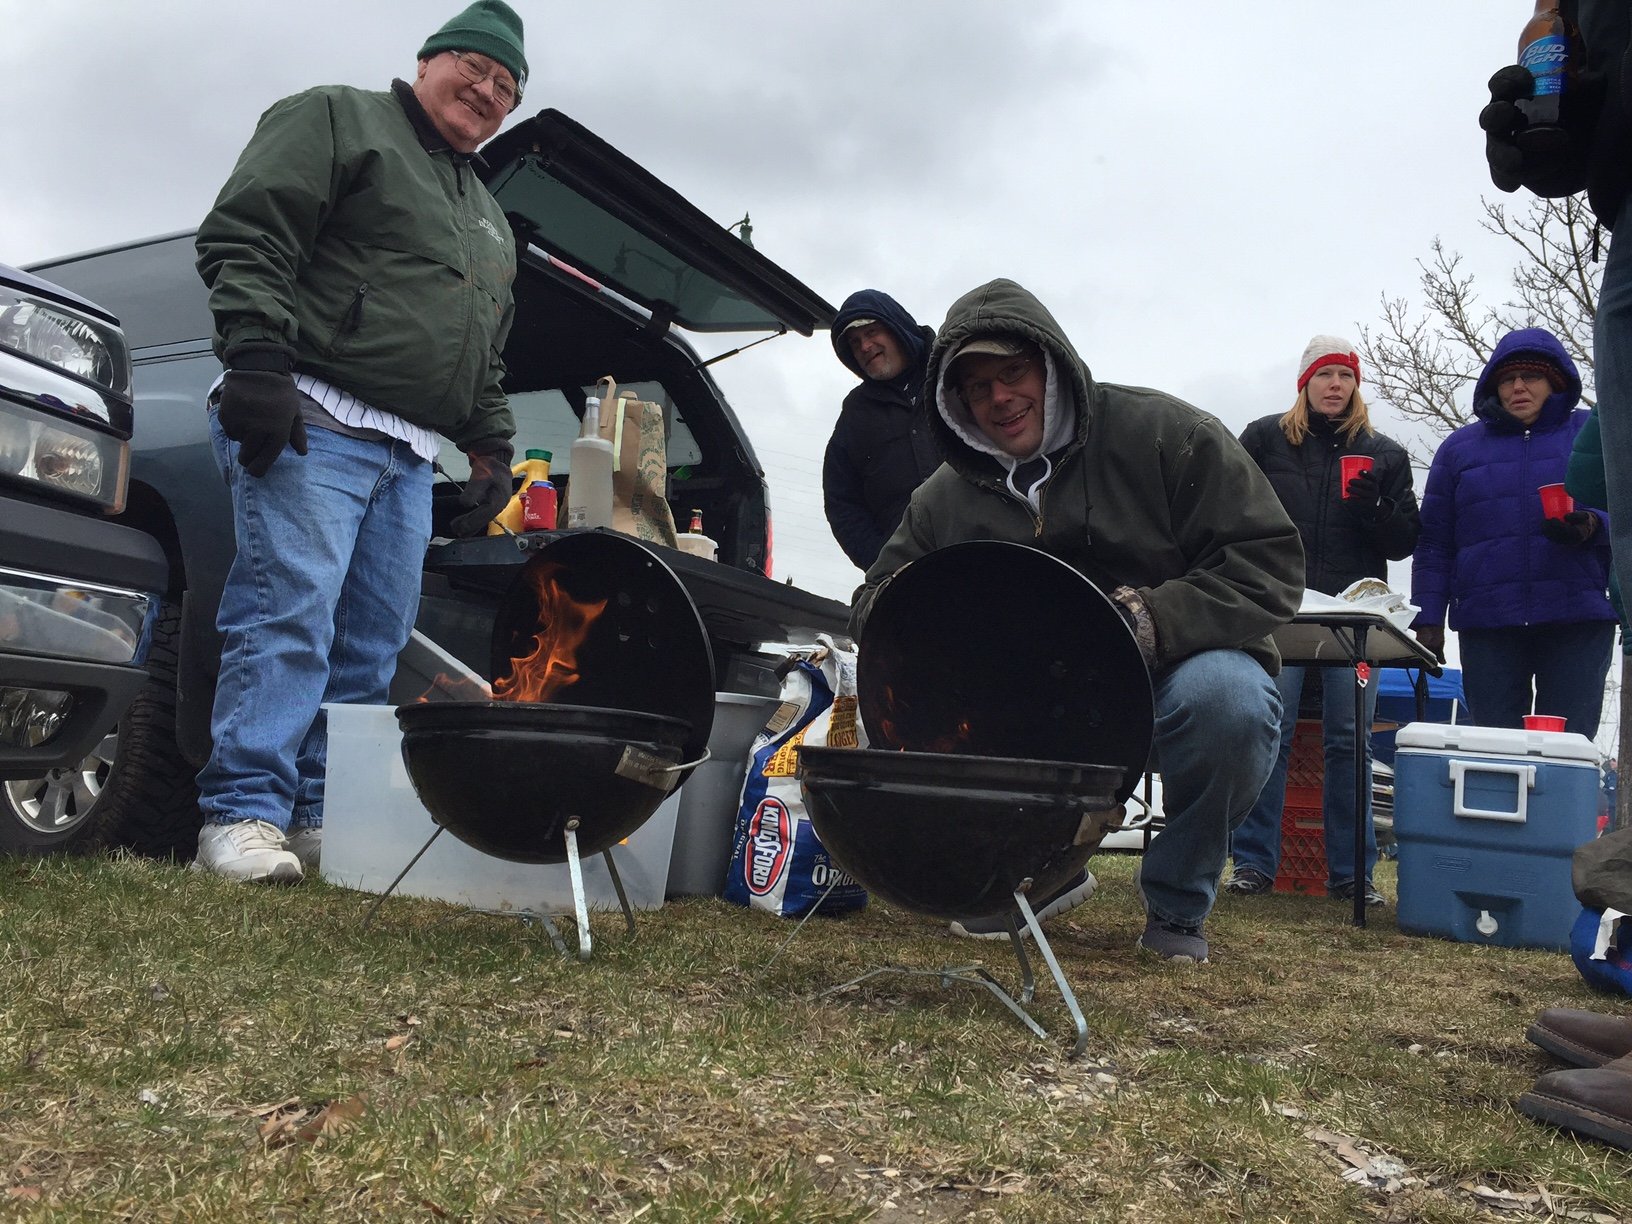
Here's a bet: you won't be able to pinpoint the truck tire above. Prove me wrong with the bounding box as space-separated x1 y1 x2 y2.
0 603 201 858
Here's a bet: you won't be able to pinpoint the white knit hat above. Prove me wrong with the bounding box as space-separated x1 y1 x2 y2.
1297 335 1361 391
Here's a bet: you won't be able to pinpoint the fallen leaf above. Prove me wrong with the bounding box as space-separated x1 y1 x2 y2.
292 1093 369 1145
384 1034 413 1052
814 1154 835 1166
1273 1102 1306 1119
6 1187 41 1202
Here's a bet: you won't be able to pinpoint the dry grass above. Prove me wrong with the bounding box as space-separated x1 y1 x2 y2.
0 851 1627 1223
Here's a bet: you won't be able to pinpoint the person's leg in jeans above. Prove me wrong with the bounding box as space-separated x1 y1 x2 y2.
290 439 433 831
1531 620 1616 739
1458 627 1535 729
1593 197 1632 612
1141 650 1281 930
1319 665 1380 890
1229 665 1304 882
198 417 405 831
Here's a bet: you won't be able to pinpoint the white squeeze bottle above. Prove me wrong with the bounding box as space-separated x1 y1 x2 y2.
565 395 615 530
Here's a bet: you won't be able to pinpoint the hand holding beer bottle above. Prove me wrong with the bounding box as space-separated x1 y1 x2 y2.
1480 0 1596 198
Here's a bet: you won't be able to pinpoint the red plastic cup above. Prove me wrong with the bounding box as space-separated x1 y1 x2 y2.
1523 714 1567 732
1539 483 1574 519
1339 454 1375 496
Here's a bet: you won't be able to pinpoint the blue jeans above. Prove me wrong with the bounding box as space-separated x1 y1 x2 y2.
1595 195 1632 631
1143 650 1282 928
1458 622 1615 738
197 413 432 831
1231 666 1379 888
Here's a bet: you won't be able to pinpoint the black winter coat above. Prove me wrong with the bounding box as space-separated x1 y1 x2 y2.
1238 413 1420 596
822 334 941 570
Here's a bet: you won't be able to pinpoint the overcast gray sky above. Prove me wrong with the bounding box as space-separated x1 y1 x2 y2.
4 1 1528 608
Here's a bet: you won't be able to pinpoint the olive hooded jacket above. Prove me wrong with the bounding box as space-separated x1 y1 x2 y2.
852 279 1304 674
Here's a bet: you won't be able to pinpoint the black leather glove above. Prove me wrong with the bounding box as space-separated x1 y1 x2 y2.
449 439 515 536
1541 509 1598 545
1414 624 1447 665
217 350 309 478
1344 469 1383 511
1480 63 1601 198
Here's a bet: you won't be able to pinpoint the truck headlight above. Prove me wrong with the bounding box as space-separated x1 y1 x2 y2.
0 289 130 399
0 398 127 511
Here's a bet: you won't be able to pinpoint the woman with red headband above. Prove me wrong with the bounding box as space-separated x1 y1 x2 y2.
1226 335 1421 907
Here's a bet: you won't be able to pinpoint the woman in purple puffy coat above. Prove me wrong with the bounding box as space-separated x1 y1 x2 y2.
1411 327 1616 736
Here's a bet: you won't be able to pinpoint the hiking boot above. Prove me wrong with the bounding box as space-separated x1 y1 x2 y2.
1527 1008 1632 1070
1329 879 1387 908
1137 916 1209 963
949 869 1097 940
1223 866 1274 896
1517 1053 1632 1151
286 827 322 873
193 820 304 884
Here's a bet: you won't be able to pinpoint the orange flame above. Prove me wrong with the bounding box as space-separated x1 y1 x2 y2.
413 671 494 703
878 682 973 752
491 561 608 704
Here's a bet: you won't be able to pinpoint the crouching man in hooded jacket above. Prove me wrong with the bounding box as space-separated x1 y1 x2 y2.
851 279 1304 964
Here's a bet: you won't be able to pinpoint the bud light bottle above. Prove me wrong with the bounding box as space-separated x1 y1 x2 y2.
1516 0 1574 156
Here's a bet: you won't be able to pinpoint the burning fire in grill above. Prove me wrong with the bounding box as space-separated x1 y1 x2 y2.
415 560 608 705
878 683 973 753
491 560 608 703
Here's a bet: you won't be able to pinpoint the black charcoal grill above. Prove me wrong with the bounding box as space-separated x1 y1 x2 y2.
387 532 715 957
797 541 1154 1055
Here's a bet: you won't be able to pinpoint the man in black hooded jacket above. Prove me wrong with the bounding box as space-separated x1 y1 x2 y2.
822 290 941 570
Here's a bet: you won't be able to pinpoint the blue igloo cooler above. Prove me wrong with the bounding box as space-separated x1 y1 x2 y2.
1393 722 1601 951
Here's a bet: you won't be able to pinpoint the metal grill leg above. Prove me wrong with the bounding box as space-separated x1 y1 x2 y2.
601 849 637 936
1014 888 1089 1058
564 822 592 960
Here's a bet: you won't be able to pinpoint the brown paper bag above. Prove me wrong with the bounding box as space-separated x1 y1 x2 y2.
593 375 677 546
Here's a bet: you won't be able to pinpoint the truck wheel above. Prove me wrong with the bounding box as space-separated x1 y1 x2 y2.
0 603 200 858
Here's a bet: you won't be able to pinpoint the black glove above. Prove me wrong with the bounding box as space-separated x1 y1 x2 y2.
1344 469 1383 511
1541 509 1598 545
449 440 515 536
1480 63 1601 198
1414 624 1447 665
217 350 309 478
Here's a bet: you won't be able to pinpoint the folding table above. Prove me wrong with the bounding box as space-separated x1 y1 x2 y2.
1270 611 1441 927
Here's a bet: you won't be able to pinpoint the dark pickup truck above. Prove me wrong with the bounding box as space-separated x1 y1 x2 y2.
0 263 168 853
25 108 851 857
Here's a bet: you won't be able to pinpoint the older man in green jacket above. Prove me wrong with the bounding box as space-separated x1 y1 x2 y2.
191 1 528 883
854 279 1304 962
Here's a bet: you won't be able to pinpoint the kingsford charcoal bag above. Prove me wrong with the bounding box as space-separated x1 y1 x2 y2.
724 636 868 917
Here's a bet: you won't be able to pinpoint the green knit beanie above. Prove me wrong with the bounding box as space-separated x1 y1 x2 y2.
418 1 528 99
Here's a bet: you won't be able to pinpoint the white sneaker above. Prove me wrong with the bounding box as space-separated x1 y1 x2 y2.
286 827 322 873
194 820 304 883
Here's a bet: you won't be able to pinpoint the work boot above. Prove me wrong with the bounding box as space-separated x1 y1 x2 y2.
949 869 1097 940
1516 1053 1632 1150
1527 1008 1632 1069
193 820 304 884
286 827 323 874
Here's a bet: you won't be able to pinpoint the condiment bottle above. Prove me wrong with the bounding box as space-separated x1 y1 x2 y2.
565 397 615 530
676 506 719 560
487 448 554 536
